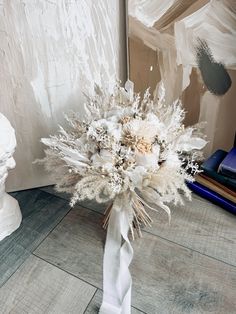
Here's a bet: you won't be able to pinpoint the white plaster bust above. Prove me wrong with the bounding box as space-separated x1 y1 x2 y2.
0 113 22 241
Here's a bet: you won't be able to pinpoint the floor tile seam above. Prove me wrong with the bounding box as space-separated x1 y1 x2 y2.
39 189 236 268
0 253 98 313
132 306 147 314
143 229 236 269
40 187 234 220
32 207 73 253
32 252 99 290
32 254 148 313
39 188 104 216
190 192 236 212
82 288 98 314
0 199 72 288
87 288 147 314
0 254 33 289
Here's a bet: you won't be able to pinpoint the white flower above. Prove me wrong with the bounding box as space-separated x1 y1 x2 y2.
125 166 147 189
124 119 157 142
106 107 135 122
173 128 207 152
135 145 160 169
91 150 115 173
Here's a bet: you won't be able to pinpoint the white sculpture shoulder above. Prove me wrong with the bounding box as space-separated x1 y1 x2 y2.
0 113 22 241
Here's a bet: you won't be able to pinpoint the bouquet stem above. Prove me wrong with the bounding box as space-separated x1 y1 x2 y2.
102 203 113 229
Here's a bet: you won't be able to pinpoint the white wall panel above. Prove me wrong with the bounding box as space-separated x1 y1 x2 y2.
0 0 126 191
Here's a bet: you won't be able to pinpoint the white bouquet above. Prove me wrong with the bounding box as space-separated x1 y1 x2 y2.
41 81 206 313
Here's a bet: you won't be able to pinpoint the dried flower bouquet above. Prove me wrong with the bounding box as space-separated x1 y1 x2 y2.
40 81 206 313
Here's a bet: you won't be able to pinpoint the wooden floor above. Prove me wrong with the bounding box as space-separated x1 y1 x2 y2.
0 186 235 313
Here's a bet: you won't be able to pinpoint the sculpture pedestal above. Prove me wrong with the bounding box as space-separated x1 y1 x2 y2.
0 193 22 241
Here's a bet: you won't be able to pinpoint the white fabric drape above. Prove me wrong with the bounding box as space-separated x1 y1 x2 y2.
100 195 133 314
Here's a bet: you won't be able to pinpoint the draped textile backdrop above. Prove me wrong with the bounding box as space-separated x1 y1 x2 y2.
0 0 127 192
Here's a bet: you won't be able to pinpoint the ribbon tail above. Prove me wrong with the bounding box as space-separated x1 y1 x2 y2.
100 196 133 314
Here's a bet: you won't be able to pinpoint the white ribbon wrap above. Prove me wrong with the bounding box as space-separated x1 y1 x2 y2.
100 195 133 314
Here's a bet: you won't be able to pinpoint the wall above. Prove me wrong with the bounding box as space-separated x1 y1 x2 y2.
128 0 236 158
204 70 236 155
182 69 236 156
0 0 126 192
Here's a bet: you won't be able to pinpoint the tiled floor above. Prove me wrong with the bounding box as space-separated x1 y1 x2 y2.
0 186 235 313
